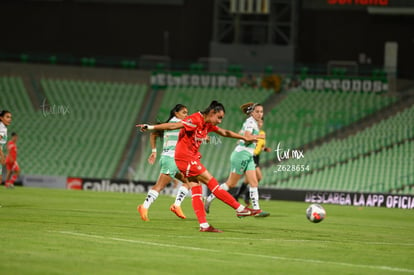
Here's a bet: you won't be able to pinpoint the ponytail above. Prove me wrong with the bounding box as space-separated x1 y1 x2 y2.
165 104 187 123
154 104 187 137
201 100 225 115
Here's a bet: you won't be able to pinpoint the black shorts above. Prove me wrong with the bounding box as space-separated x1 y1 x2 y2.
253 155 260 168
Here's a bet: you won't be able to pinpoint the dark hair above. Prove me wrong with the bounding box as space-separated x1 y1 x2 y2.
154 104 187 138
165 104 187 123
201 100 225 115
0 110 11 117
11 132 17 137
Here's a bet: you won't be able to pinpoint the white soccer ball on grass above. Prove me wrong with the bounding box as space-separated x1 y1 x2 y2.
306 204 326 223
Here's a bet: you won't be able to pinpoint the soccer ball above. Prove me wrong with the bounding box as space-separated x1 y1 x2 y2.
306 204 326 223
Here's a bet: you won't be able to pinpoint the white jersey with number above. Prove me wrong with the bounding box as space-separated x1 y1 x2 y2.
0 122 7 150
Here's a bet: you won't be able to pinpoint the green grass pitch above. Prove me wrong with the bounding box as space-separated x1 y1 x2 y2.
1 187 413 274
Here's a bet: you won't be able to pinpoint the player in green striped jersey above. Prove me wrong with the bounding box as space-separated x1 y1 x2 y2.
138 104 197 221
205 102 270 217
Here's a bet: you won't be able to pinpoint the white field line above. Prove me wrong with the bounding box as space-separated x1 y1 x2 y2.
56 231 414 273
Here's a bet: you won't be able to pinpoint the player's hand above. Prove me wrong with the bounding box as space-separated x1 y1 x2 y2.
264 147 272 152
148 152 156 164
136 124 152 132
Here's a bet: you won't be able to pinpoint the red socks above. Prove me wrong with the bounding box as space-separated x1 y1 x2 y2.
206 177 240 209
191 185 207 224
191 178 242 224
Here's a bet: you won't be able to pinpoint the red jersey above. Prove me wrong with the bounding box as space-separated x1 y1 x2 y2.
175 112 218 161
7 140 17 161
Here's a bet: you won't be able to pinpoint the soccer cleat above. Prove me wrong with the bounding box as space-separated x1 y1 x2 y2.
204 199 211 214
236 208 251 218
248 208 263 216
199 225 223 233
254 210 270 217
4 182 14 189
236 207 262 218
137 205 149 221
170 204 186 219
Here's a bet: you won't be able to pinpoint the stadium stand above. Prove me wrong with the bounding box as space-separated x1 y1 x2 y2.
261 103 414 194
260 90 398 164
1 67 413 195
0 76 147 178
0 76 34 112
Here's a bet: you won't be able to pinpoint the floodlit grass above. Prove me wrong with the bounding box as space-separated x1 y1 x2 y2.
0 187 413 274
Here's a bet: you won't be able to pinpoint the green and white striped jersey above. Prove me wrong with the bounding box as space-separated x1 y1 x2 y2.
0 122 7 150
162 116 181 158
234 116 259 155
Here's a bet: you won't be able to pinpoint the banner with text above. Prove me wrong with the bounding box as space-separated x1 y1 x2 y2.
150 71 285 92
256 188 414 209
67 177 171 194
151 72 388 94
299 76 388 93
151 72 241 89
65 177 413 209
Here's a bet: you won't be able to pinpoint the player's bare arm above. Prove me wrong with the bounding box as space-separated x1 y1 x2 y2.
136 122 183 132
148 132 158 164
214 128 258 142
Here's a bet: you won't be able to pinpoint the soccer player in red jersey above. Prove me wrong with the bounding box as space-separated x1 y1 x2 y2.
5 132 20 188
137 104 198 221
205 103 270 217
0 110 12 186
137 101 263 232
